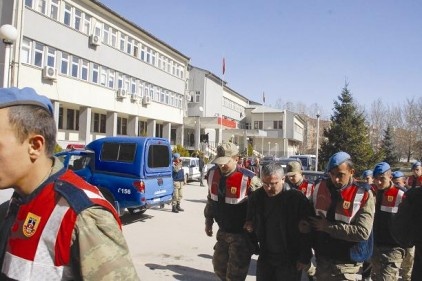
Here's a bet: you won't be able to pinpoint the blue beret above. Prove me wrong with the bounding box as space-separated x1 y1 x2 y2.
0 87 53 115
361 170 373 178
412 161 421 170
373 162 391 177
326 152 351 171
392 171 404 179
173 153 180 159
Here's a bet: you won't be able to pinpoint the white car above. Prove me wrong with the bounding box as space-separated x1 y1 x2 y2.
180 157 206 183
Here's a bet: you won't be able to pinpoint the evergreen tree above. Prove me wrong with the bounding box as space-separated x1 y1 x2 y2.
381 125 399 165
319 84 380 174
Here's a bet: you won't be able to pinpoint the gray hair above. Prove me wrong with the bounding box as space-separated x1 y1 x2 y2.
261 161 284 178
8 105 57 156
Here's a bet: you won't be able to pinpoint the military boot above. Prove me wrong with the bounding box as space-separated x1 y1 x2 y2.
176 203 184 212
172 205 179 213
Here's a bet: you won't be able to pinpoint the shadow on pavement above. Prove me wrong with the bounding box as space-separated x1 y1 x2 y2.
145 263 219 281
120 212 153 225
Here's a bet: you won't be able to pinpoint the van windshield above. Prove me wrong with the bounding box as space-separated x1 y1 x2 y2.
148 145 171 168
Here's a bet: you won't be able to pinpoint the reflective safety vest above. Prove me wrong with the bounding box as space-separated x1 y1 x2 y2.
207 167 253 204
379 186 405 214
2 170 120 281
406 175 422 189
296 180 314 199
312 180 369 224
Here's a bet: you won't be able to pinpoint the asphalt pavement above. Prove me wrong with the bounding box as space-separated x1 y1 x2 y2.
122 181 258 280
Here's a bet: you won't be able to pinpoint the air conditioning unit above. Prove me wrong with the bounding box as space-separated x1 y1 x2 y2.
116 88 127 99
130 93 141 102
89 34 101 46
185 93 192 102
42 66 57 80
142 96 151 105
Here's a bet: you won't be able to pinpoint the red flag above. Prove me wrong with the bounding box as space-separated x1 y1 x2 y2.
222 58 226 75
262 92 265 103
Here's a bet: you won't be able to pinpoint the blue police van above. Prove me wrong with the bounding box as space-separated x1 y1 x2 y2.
56 136 174 216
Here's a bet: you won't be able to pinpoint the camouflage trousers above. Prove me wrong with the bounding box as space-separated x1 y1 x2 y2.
315 256 362 281
212 229 253 281
172 181 183 206
400 246 415 281
371 246 405 281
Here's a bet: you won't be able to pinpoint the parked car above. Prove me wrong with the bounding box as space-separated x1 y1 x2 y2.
180 157 207 183
56 136 174 216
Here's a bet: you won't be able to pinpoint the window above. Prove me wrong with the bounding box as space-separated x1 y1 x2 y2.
64 4 71 26
119 33 126 51
273 121 283 129
138 121 147 136
117 74 123 89
103 24 110 44
25 0 33 8
117 117 127 135
21 38 31 64
127 37 133 54
71 56 79 78
50 0 59 20
101 142 135 162
131 78 137 93
160 89 165 103
195 91 200 103
111 28 117 47
133 42 139 57
148 145 171 168
46 47 56 67
108 70 115 88
36 0 46 14
83 14 92 35
254 121 263 129
34 42 44 67
151 50 156 65
92 63 99 83
60 52 69 75
66 109 79 130
140 46 145 61
100 67 107 86
58 107 64 129
74 9 82 31
93 113 106 133
81 60 88 81
94 21 102 37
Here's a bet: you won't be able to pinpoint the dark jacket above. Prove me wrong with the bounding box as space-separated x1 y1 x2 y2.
392 187 422 280
247 187 314 265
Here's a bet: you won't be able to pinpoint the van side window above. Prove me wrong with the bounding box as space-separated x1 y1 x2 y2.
148 145 170 168
101 142 136 162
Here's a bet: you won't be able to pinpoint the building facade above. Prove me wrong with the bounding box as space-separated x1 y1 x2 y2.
0 0 306 157
1 0 189 148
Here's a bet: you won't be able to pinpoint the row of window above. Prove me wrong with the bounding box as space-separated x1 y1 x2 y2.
252 121 284 130
21 37 185 108
58 107 157 136
25 0 185 79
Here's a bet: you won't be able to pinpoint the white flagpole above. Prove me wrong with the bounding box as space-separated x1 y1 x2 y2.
220 58 225 144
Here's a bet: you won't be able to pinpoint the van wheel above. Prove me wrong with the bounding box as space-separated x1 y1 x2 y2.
128 207 146 215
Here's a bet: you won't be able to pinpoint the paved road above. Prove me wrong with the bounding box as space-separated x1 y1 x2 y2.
122 181 258 280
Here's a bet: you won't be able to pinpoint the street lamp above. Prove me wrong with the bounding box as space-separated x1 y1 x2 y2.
275 143 278 157
268 141 271 156
315 112 320 171
0 24 18 87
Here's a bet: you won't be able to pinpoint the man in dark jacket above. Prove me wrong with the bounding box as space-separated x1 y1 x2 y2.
392 187 422 280
245 162 314 281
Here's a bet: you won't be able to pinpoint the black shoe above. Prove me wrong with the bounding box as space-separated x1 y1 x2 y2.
176 204 184 212
172 205 179 213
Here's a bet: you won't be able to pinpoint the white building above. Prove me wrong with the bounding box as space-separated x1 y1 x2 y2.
1 0 189 148
0 0 305 156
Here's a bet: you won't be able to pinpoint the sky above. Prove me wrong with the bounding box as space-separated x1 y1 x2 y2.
100 0 422 117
